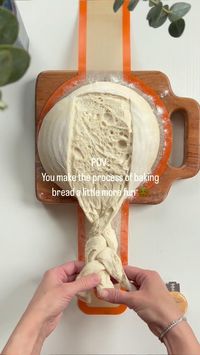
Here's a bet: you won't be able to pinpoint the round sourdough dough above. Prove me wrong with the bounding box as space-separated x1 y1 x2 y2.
38 81 160 192
38 82 160 302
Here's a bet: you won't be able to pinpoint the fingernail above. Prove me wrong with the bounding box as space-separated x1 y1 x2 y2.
98 290 109 299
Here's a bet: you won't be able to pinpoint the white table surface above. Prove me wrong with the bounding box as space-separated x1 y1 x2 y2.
0 1 199 354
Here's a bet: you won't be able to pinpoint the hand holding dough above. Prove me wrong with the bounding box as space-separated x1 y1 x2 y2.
38 82 160 303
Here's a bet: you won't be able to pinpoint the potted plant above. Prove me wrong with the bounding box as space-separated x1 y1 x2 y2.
0 0 30 109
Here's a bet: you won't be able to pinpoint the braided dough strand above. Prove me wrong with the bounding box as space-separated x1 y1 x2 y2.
67 93 133 303
77 222 131 303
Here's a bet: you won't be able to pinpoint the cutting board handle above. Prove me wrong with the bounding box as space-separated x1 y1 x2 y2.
167 95 200 179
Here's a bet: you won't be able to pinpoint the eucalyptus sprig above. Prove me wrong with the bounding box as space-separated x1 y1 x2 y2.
113 0 191 37
0 6 30 110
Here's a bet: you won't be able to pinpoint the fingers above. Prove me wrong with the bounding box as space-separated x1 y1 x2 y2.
66 274 79 283
64 273 101 297
60 260 84 276
49 260 85 283
124 266 166 294
124 265 150 287
98 288 136 308
124 265 144 279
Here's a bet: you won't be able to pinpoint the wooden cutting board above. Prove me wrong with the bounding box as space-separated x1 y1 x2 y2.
35 70 200 205
35 0 200 315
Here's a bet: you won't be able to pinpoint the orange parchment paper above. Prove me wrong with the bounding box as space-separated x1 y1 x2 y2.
77 0 131 315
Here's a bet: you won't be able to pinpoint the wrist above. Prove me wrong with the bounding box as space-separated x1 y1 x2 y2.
148 309 182 337
2 311 46 355
163 320 200 355
163 319 189 342
159 316 187 342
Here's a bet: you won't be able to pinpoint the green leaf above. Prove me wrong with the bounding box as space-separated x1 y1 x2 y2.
147 3 168 28
0 49 12 86
128 0 140 11
0 90 7 110
0 45 30 86
0 7 19 45
169 18 185 37
113 0 124 12
169 2 191 22
147 2 162 20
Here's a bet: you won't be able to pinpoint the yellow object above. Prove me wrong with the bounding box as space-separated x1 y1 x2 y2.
171 292 188 314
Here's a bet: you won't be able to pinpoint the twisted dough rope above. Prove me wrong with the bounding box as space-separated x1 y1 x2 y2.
77 221 132 303
67 93 133 303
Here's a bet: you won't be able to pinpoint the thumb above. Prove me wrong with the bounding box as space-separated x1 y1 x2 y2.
66 273 101 297
98 288 135 308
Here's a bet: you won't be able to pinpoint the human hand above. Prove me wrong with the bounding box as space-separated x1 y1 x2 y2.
98 266 182 337
26 260 100 337
2 261 100 355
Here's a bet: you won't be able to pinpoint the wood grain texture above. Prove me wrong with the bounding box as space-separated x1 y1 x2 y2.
35 71 200 205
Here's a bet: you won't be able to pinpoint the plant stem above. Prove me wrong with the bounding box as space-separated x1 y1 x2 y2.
163 7 171 15
149 0 171 14
150 0 160 5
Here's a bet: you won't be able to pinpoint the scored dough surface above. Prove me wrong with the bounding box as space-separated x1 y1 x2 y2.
38 82 160 303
